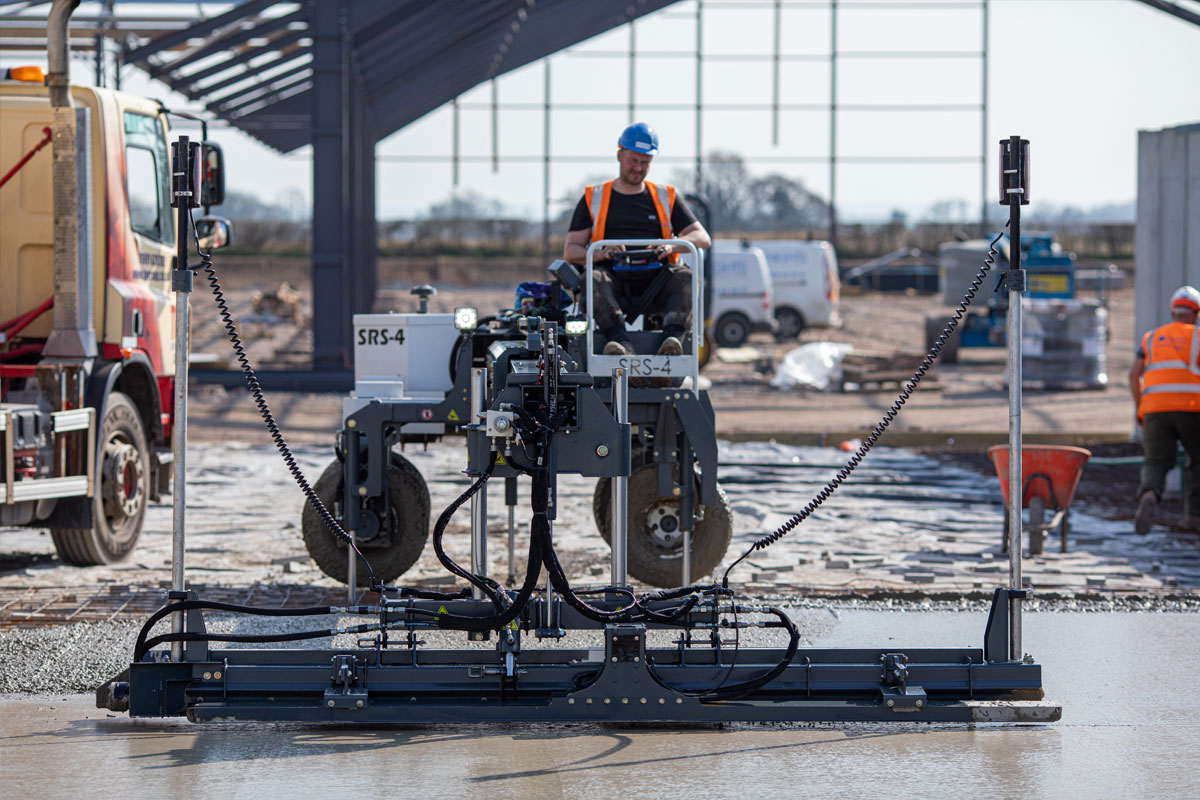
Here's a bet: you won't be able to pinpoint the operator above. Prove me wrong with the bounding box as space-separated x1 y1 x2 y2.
563 122 711 358
1129 285 1200 534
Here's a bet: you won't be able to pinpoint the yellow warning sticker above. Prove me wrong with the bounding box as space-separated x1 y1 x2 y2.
506 619 519 631
437 605 449 616
447 409 460 422
495 453 507 465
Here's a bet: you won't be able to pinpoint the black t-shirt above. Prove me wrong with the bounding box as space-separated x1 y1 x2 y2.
568 185 699 240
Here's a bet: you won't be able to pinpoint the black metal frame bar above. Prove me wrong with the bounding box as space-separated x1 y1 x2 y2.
107 591 1055 724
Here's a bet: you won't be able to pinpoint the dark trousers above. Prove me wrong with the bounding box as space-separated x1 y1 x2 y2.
591 265 692 344
1138 410 1200 516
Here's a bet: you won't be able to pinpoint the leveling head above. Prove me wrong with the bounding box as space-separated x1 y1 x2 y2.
999 136 1030 206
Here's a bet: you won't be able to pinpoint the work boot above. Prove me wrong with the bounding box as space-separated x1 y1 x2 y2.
650 336 684 387
603 340 635 356
657 336 684 357
1134 491 1157 535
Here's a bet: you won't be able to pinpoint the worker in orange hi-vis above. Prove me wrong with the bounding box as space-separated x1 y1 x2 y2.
1129 285 1200 534
562 122 710 361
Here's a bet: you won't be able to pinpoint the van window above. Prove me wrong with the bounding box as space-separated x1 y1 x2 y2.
123 111 173 245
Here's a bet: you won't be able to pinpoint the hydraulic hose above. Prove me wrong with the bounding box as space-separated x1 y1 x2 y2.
133 599 373 661
190 209 376 586
722 224 1011 584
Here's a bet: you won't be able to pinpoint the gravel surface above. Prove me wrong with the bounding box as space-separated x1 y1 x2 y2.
4 594 1196 696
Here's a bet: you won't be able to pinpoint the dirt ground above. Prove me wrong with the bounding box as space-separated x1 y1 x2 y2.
185 254 1139 446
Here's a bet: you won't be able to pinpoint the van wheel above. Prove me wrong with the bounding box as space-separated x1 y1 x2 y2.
50 392 148 565
714 312 751 348
775 308 805 341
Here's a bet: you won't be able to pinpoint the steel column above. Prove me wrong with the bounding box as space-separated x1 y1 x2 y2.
829 0 838 248
611 367 629 587
981 0 989 236
470 368 488 599
310 0 348 369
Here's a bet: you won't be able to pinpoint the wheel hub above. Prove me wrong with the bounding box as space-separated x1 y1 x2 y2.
646 503 683 550
102 438 143 520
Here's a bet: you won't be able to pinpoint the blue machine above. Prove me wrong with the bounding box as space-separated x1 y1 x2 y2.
928 233 1077 360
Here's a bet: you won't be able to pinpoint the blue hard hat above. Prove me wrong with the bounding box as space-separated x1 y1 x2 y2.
618 122 658 156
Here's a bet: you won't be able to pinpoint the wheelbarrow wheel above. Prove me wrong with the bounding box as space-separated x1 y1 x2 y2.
1028 496 1045 556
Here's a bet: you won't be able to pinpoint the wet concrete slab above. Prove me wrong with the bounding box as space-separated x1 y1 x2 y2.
2 609 1197 798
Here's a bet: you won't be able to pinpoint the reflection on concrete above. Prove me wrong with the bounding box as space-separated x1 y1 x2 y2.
2 609 1198 798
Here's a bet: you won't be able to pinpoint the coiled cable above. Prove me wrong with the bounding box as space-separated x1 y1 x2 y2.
189 209 375 586
722 224 1010 585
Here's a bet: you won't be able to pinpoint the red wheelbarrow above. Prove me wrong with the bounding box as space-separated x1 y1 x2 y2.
987 445 1092 555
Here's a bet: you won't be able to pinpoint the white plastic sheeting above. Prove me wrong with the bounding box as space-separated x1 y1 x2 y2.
770 342 854 391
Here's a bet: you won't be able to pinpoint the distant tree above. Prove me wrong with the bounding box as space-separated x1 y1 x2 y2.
922 198 970 223
426 190 504 220
672 151 752 231
745 173 829 230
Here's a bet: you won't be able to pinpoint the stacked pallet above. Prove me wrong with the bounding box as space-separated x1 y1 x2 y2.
838 351 939 393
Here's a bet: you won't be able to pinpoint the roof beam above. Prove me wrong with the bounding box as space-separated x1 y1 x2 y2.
147 7 306 78
122 0 280 64
177 28 307 92
1130 0 1200 26
207 58 311 109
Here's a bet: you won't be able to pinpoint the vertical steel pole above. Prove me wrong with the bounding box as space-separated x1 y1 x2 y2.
772 0 781 146
169 138 194 664
611 367 629 586
1005 137 1025 662
452 96 460 187
829 0 838 248
544 520 556 629
346 540 356 603
680 431 695 588
505 476 517 585
695 1 704 194
542 60 551 265
491 79 499 173
980 0 989 237
470 368 488 599
628 20 636 124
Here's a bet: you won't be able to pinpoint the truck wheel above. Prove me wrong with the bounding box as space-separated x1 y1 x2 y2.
593 466 733 588
302 453 430 586
50 392 148 565
775 307 805 341
714 312 751 348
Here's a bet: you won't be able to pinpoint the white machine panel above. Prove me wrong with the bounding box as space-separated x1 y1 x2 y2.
352 313 457 395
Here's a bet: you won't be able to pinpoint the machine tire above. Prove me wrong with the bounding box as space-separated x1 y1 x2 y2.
593 466 733 588
926 315 960 363
714 312 751 348
302 453 430 586
50 392 149 565
774 307 805 341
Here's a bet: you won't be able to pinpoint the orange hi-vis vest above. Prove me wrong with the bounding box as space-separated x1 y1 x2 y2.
1140 320 1200 416
584 179 680 264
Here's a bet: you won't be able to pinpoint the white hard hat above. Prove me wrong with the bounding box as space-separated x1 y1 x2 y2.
1171 286 1200 312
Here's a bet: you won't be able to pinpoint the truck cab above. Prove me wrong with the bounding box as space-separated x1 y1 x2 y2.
1 68 225 564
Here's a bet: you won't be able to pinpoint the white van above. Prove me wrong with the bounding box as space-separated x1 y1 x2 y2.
750 239 841 339
709 240 776 347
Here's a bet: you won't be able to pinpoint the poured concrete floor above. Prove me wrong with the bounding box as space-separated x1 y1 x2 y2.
2 608 1197 799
